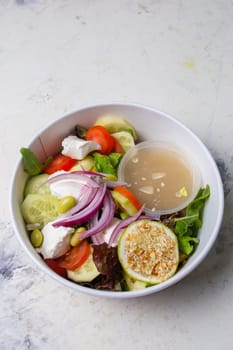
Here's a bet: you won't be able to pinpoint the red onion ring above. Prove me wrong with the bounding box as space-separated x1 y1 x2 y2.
52 183 107 227
89 212 104 245
72 170 129 188
108 205 145 247
46 172 100 188
62 186 99 217
81 190 115 240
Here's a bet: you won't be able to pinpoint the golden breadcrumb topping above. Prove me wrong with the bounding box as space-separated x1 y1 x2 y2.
124 221 177 282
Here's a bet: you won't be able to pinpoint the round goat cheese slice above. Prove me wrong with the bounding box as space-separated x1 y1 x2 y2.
118 220 179 284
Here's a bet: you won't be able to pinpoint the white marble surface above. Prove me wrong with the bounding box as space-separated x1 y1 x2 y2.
1 0 233 349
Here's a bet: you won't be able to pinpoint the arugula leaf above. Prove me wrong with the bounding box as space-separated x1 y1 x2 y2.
174 185 210 256
20 148 43 176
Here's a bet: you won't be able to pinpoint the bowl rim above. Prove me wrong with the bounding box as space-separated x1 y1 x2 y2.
9 102 225 298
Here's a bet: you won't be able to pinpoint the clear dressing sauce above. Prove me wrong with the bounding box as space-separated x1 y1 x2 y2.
121 145 194 212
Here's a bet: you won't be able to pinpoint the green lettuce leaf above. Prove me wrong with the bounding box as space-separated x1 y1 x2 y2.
108 153 122 168
178 236 199 256
93 152 122 176
174 185 210 256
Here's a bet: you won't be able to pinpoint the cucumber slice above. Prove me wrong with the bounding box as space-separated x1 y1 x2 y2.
24 174 50 196
111 190 138 216
67 252 100 282
21 194 60 226
118 220 179 284
124 274 148 291
112 131 135 152
70 155 94 172
94 115 137 140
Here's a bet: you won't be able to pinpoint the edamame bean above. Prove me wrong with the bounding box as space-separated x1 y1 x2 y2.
104 174 117 181
70 227 86 247
30 229 43 248
120 212 129 220
58 196 76 214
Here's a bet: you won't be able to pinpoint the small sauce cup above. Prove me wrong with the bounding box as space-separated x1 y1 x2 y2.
118 140 202 215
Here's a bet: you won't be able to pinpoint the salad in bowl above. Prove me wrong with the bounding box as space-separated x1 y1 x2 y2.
10 104 224 298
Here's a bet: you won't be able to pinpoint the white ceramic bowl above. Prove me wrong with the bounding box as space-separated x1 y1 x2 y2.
10 103 224 298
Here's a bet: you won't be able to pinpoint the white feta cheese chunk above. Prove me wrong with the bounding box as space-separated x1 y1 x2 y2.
37 223 74 259
103 217 121 247
61 135 101 160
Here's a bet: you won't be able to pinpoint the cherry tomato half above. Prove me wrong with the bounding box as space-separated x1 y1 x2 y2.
45 259 67 278
112 137 123 153
57 240 91 271
43 154 76 175
85 125 115 155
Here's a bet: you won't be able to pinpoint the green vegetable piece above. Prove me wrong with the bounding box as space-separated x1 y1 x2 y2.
103 174 118 181
58 196 76 214
70 227 86 247
93 153 116 176
67 252 100 283
20 148 43 176
70 156 94 172
174 185 210 256
120 212 129 220
93 152 122 176
108 153 123 168
111 190 138 216
24 173 50 197
178 236 199 256
94 114 137 140
30 229 43 248
175 215 201 236
21 194 60 226
75 124 87 138
186 185 210 217
124 274 148 291
112 131 135 152
43 156 53 170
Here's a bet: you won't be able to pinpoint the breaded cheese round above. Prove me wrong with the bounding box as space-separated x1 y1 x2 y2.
118 220 179 284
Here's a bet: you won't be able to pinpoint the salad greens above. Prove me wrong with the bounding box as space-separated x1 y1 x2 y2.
20 147 52 176
174 185 210 255
20 148 43 176
92 152 122 177
91 243 123 290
